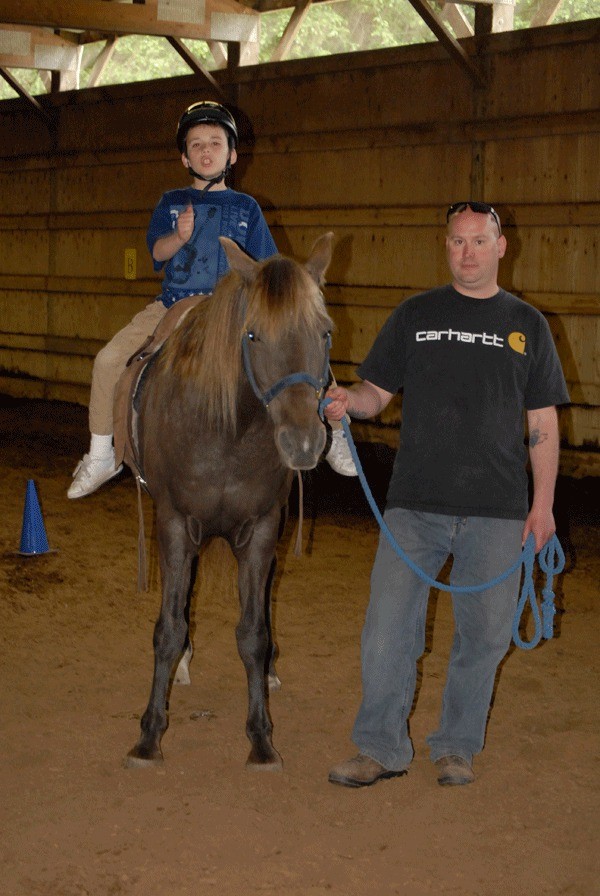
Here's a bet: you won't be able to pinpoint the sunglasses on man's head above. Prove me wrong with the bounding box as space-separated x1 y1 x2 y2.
446 202 501 235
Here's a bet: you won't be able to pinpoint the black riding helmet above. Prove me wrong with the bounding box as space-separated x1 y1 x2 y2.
176 101 238 153
176 101 238 190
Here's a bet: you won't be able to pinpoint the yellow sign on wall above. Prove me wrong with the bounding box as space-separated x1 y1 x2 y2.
124 248 137 280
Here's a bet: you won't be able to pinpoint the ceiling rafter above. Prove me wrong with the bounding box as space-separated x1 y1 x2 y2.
0 64 53 123
405 0 487 86
0 0 571 121
166 36 226 96
269 0 313 62
0 0 260 42
0 0 259 118
530 0 564 27
435 1 473 39
86 35 118 89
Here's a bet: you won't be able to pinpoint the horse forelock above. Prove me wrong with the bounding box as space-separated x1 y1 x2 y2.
156 256 332 435
245 256 331 339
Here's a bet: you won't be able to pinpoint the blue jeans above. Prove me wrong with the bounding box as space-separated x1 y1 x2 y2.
351 509 523 770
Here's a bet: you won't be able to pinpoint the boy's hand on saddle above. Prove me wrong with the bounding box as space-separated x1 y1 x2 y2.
177 203 194 243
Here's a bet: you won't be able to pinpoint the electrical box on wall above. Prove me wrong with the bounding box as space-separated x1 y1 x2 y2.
124 248 136 280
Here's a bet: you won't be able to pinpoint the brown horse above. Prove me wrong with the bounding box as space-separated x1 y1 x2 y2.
125 233 334 771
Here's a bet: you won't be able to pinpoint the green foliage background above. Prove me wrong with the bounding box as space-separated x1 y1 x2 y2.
1 0 598 100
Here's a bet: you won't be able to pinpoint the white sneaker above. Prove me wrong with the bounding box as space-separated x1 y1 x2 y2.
325 428 358 477
67 453 123 499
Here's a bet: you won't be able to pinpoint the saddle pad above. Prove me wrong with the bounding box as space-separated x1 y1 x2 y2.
113 295 206 472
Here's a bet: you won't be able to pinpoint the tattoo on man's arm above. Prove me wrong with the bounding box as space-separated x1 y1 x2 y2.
348 382 385 420
529 427 548 448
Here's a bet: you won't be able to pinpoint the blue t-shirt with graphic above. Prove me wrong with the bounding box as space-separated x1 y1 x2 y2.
146 187 277 307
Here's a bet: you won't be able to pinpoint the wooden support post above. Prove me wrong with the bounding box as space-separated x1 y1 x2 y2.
87 36 118 88
474 1 515 34
227 40 241 72
470 74 488 200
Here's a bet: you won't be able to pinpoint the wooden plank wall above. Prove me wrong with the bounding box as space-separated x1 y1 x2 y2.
0 19 598 475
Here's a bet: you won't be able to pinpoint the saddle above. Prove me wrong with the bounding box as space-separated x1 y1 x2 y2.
113 295 206 478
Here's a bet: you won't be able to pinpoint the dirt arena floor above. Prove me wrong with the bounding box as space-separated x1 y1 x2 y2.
1 394 598 896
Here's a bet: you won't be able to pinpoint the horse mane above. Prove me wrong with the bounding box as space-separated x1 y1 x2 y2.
158 254 331 433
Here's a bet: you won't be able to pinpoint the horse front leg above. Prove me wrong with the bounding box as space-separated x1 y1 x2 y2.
125 513 196 768
234 514 283 771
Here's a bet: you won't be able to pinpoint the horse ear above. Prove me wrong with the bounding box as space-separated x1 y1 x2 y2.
305 232 334 286
219 237 258 282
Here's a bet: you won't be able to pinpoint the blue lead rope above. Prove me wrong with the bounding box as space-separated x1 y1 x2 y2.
323 402 565 650
513 535 565 649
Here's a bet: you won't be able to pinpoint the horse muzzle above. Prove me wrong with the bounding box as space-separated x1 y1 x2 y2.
275 420 327 470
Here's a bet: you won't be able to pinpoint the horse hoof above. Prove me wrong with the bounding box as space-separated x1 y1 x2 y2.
246 759 283 773
123 749 164 769
246 750 283 772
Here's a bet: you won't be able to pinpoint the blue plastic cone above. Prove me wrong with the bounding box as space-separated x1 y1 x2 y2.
19 479 51 555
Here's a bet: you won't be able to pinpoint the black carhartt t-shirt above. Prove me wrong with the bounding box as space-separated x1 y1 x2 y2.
357 286 570 520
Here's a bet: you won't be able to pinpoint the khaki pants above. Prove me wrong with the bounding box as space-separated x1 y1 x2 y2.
90 296 345 438
89 300 167 435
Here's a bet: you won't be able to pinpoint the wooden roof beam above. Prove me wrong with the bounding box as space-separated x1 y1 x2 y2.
0 0 260 44
86 36 118 88
0 65 53 122
435 2 473 39
531 0 564 27
442 0 516 34
0 24 81 71
166 36 226 94
269 0 312 63
404 0 486 87
206 39 228 68
238 0 329 9
472 0 515 35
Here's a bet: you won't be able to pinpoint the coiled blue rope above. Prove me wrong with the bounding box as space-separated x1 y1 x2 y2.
323 402 565 650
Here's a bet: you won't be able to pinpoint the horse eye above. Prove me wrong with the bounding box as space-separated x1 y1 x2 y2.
247 331 256 341
323 330 331 340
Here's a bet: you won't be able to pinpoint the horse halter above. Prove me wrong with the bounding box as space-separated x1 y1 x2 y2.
241 330 332 416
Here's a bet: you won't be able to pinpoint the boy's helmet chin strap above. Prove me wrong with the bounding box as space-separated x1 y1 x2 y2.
186 156 232 192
